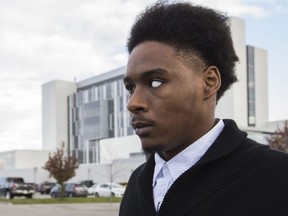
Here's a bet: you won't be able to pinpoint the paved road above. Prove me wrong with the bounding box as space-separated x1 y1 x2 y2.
0 202 120 216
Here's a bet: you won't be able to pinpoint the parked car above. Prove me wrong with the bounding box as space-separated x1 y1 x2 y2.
50 183 88 198
79 180 94 188
0 177 35 199
89 182 125 197
87 183 98 195
38 181 56 194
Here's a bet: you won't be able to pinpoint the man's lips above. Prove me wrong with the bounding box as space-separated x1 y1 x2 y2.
131 121 153 136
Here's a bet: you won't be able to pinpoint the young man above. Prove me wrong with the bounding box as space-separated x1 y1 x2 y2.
120 2 288 216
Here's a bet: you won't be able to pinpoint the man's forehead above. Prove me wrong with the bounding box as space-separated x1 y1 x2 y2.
123 68 169 83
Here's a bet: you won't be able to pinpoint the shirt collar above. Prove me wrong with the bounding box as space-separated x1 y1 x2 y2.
153 153 167 184
153 119 224 186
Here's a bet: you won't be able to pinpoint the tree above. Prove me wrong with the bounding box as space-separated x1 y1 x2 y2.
266 120 288 153
100 144 126 201
43 142 78 197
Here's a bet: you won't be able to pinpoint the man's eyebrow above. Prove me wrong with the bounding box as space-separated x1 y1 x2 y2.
123 68 169 83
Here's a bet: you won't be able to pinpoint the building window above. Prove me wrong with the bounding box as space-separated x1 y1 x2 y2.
108 99 115 137
68 74 135 164
247 46 256 126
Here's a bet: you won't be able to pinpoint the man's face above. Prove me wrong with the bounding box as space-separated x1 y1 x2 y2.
124 41 210 160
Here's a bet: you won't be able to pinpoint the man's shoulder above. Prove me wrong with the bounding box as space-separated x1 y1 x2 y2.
127 155 156 185
240 137 288 175
222 119 288 160
132 162 147 175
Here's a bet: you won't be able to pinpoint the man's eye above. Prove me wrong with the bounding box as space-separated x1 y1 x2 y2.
126 85 135 94
151 80 162 88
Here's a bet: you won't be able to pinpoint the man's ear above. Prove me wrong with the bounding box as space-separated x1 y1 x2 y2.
203 66 221 100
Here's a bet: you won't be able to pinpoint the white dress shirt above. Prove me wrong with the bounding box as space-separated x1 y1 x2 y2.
153 119 225 211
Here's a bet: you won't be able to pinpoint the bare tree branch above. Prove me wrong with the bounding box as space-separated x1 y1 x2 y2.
266 120 288 153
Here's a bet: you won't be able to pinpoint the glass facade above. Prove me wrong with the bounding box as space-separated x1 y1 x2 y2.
247 46 256 126
68 76 133 164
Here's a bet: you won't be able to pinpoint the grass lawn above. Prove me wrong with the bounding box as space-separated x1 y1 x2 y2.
0 197 122 205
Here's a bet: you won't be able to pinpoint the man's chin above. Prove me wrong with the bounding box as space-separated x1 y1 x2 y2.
142 145 162 158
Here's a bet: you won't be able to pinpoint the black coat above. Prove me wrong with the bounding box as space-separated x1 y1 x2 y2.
119 119 288 216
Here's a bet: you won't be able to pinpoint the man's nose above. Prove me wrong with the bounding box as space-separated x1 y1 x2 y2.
127 87 148 113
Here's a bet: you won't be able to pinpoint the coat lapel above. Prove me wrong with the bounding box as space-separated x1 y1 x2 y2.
137 155 157 216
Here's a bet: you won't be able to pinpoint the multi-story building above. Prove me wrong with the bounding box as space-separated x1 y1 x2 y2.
42 67 142 165
67 67 133 164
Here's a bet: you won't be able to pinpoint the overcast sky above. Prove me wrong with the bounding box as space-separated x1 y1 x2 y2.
0 0 287 152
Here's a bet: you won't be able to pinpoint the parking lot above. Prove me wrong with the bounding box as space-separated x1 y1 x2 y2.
0 202 120 216
0 193 120 216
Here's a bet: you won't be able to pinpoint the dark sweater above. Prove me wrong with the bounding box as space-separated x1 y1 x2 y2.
119 119 288 216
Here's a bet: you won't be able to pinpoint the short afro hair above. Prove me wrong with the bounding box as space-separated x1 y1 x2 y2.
127 1 239 101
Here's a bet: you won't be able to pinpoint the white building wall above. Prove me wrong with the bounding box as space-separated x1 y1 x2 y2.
254 47 268 128
42 80 76 150
0 150 52 184
0 168 51 184
216 17 248 127
69 158 145 184
14 150 50 169
0 158 146 184
215 86 234 120
0 150 50 171
231 17 248 127
99 135 141 164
